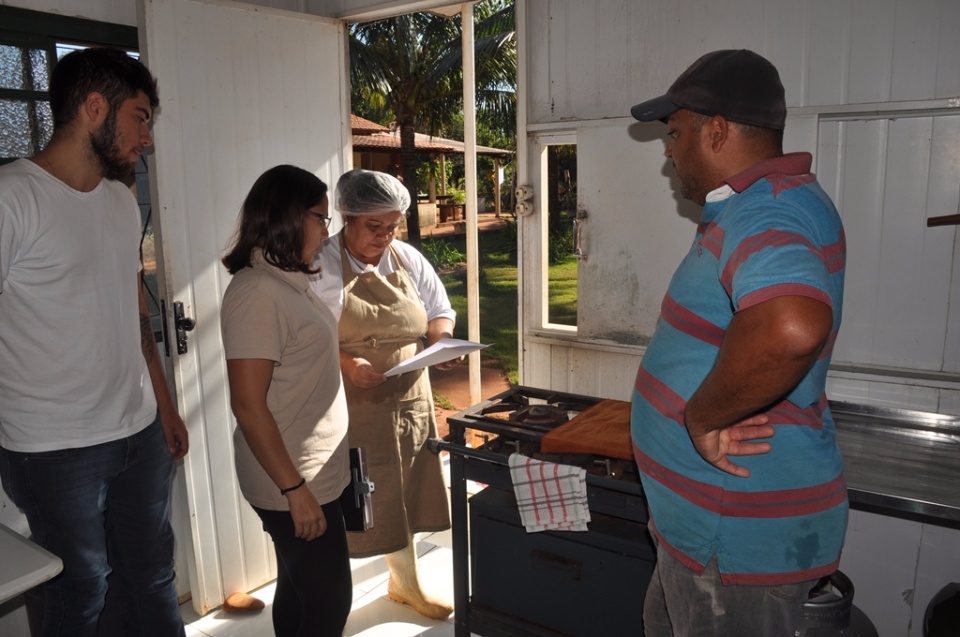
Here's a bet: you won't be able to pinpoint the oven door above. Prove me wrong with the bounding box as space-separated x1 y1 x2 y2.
468 487 654 637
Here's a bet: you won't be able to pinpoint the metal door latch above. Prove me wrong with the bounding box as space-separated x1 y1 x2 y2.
573 209 588 261
173 301 196 355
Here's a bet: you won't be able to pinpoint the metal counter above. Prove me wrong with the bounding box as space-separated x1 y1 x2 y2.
0 524 62 604
831 401 960 529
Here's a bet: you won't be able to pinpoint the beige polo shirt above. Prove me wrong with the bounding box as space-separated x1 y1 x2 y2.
221 251 349 511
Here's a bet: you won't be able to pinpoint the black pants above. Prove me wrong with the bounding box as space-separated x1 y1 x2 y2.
252 501 352 637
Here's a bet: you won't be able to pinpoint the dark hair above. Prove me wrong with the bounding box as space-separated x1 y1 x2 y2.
222 165 328 275
49 47 159 131
733 122 783 152
690 112 783 153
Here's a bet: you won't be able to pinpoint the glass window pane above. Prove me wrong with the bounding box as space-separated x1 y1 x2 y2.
0 45 49 91
546 144 578 327
0 98 52 156
133 156 163 339
56 43 87 59
35 100 52 148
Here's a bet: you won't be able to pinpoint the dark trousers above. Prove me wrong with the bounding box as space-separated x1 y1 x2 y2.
0 418 184 637
644 529 816 637
252 500 353 637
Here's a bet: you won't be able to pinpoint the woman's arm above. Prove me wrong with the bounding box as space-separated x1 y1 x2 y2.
226 358 326 540
427 316 462 371
425 316 454 346
339 349 388 389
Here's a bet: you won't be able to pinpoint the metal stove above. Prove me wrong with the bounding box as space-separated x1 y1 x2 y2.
430 386 655 637
429 387 960 636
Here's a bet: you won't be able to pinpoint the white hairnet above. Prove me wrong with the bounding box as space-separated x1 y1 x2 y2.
333 169 411 217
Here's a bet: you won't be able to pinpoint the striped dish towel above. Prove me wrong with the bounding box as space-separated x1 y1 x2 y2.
508 453 591 532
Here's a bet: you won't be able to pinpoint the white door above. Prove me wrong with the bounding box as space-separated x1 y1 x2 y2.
138 0 350 615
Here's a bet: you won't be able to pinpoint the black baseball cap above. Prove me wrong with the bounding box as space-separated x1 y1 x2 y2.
630 49 786 130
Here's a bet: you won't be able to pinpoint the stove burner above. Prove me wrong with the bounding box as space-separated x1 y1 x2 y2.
510 405 571 427
479 395 530 416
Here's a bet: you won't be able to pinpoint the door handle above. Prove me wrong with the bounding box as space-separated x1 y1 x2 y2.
573 209 588 261
927 214 960 227
173 301 196 355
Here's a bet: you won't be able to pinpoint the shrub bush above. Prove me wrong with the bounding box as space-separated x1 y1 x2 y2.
421 236 466 271
548 223 575 264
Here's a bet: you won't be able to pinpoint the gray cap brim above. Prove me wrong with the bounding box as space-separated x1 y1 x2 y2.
630 95 678 122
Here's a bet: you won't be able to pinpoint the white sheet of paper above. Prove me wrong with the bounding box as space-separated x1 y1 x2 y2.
383 337 488 377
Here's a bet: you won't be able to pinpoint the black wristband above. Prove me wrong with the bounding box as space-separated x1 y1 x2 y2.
279 477 306 496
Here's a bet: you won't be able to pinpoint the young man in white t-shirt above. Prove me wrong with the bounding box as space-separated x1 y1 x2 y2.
0 47 189 637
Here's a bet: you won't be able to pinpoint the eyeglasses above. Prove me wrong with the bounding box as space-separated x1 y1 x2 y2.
305 209 332 228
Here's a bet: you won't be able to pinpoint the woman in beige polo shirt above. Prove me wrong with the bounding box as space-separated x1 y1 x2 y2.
221 165 351 637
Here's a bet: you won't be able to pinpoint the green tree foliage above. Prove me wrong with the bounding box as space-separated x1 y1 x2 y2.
349 1 516 245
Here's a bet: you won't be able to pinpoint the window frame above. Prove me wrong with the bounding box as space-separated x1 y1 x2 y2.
536 131 579 332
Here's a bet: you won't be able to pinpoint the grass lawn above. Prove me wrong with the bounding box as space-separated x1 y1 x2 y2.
547 257 577 327
432 228 578 384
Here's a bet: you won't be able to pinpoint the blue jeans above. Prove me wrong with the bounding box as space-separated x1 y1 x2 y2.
644 526 817 637
0 417 185 637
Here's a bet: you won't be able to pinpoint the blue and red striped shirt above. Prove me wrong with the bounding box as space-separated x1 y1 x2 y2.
631 152 848 585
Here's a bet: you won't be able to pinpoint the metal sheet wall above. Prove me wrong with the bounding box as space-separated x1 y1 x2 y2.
520 0 960 410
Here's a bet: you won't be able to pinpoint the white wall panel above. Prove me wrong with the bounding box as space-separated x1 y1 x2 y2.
805 0 852 106
840 511 960 637
934 2 960 98
820 121 883 367
567 348 599 397
890 0 940 102
824 115 959 374
912 524 960 635
762 2 810 106
595 351 642 402
874 117 943 368
840 510 921 637
931 117 960 376
527 0 776 125
549 345 570 393
525 0 960 129
524 337 644 401
523 340 552 390
847 0 896 105
521 0 960 413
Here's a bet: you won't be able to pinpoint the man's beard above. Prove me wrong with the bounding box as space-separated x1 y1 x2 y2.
675 155 710 206
89 110 134 181
679 172 706 204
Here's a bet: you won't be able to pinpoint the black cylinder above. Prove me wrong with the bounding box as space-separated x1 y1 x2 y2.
924 582 960 637
796 570 878 637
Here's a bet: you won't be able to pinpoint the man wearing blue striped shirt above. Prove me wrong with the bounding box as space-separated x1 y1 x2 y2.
630 49 848 637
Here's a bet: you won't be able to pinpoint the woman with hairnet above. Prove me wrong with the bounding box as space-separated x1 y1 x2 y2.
310 169 457 620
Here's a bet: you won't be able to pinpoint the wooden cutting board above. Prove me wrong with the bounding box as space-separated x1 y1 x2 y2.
540 399 633 460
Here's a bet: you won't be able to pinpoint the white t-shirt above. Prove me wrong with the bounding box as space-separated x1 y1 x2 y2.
0 159 157 452
309 233 456 324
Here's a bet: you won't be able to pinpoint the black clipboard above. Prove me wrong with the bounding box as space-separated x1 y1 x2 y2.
339 447 375 532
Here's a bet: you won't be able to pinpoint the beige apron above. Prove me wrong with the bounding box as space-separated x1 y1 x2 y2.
339 243 451 558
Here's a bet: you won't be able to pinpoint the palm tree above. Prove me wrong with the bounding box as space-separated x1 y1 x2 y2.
349 0 515 246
